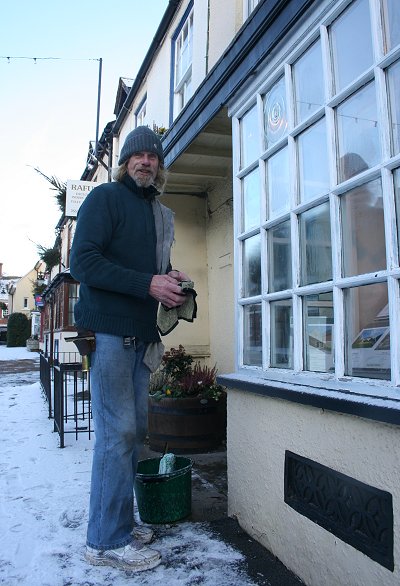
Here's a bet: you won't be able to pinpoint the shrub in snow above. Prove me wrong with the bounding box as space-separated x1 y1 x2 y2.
7 313 31 347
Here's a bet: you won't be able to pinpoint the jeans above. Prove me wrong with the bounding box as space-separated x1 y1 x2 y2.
86 333 150 550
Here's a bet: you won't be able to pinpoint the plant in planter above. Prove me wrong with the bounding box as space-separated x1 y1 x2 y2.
148 345 226 454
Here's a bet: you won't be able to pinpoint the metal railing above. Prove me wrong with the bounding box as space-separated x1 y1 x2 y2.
40 354 93 448
39 353 52 418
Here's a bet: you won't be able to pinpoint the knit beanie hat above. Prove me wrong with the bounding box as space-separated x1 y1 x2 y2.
118 126 164 165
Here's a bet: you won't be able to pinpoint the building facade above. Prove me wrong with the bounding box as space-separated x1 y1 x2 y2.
43 1 400 583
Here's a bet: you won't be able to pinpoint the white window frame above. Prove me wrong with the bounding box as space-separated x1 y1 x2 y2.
173 7 194 115
135 96 147 128
244 0 261 20
231 0 400 399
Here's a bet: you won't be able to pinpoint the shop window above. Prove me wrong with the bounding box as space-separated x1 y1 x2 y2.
233 0 400 390
329 0 373 93
268 220 292 293
382 0 400 53
297 118 329 203
293 39 324 124
387 60 400 155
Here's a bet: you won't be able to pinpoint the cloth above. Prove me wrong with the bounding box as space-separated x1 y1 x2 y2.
70 174 174 340
157 286 197 336
87 334 150 550
118 126 164 165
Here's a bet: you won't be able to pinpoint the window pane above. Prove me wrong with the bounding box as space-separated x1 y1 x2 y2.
270 300 293 368
330 0 373 93
345 283 390 380
337 83 380 182
298 118 330 203
300 202 332 285
240 106 259 169
267 147 290 219
394 168 400 252
268 220 292 292
264 77 288 148
304 292 334 373
243 234 261 297
387 60 400 156
382 0 400 53
243 304 262 366
242 168 260 231
341 178 386 277
293 39 324 124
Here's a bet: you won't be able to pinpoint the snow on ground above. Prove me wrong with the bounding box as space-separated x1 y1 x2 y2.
0 346 256 586
0 345 36 361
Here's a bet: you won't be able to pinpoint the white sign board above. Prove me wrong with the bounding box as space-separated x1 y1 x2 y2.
66 180 96 217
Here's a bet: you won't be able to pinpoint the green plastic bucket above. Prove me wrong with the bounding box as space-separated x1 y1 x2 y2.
134 456 192 524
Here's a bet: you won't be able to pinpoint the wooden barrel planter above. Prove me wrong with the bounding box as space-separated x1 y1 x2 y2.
148 394 226 454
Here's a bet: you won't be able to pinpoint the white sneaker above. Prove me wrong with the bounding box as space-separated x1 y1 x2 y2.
85 542 161 572
131 524 154 544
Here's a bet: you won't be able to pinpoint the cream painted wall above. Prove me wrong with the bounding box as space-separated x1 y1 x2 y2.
206 178 235 374
228 392 400 586
159 193 210 360
207 0 243 71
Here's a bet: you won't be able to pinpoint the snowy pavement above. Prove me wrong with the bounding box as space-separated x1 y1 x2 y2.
0 346 258 586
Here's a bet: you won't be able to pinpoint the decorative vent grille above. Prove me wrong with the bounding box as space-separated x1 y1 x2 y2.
284 451 393 571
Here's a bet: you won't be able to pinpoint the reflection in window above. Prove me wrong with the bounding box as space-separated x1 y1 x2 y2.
68 284 79 326
394 169 400 253
300 202 332 285
337 83 380 182
293 39 324 124
243 234 261 297
387 60 400 156
267 147 289 219
243 304 262 366
304 292 334 373
345 283 390 380
268 221 291 292
240 106 259 169
297 118 329 203
242 168 260 231
270 299 293 368
382 0 400 53
341 178 386 277
330 0 373 93
264 77 288 148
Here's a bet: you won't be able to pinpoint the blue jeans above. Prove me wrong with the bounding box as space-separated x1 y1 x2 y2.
86 333 150 550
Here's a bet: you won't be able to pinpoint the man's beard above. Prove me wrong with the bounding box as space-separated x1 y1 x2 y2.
133 171 155 188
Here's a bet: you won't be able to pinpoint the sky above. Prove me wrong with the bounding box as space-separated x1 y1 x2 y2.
0 0 169 278
0 345 258 586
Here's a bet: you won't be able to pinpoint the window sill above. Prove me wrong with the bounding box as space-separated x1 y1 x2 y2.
217 370 400 426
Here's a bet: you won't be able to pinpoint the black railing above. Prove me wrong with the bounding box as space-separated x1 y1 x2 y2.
40 354 93 448
40 353 52 418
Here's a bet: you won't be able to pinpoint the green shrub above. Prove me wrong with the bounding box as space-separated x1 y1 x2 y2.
7 313 31 347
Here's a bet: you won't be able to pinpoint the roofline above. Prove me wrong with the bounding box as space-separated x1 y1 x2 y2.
112 0 181 135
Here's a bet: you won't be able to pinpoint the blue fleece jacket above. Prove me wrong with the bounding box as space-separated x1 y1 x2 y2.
70 174 167 341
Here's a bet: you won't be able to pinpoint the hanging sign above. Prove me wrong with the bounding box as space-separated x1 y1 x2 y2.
66 180 96 217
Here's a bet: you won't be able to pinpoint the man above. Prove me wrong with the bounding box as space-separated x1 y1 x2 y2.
70 126 190 572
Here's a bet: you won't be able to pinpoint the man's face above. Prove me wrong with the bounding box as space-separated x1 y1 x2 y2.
127 151 159 188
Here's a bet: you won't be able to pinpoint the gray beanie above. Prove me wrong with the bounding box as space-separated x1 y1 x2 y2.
118 126 164 165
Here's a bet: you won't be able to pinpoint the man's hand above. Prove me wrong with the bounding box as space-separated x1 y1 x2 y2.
168 270 191 282
149 274 189 308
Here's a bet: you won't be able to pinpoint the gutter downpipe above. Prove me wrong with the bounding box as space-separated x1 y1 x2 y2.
112 0 181 135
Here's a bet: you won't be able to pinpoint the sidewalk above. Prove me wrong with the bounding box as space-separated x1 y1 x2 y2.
0 348 303 585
